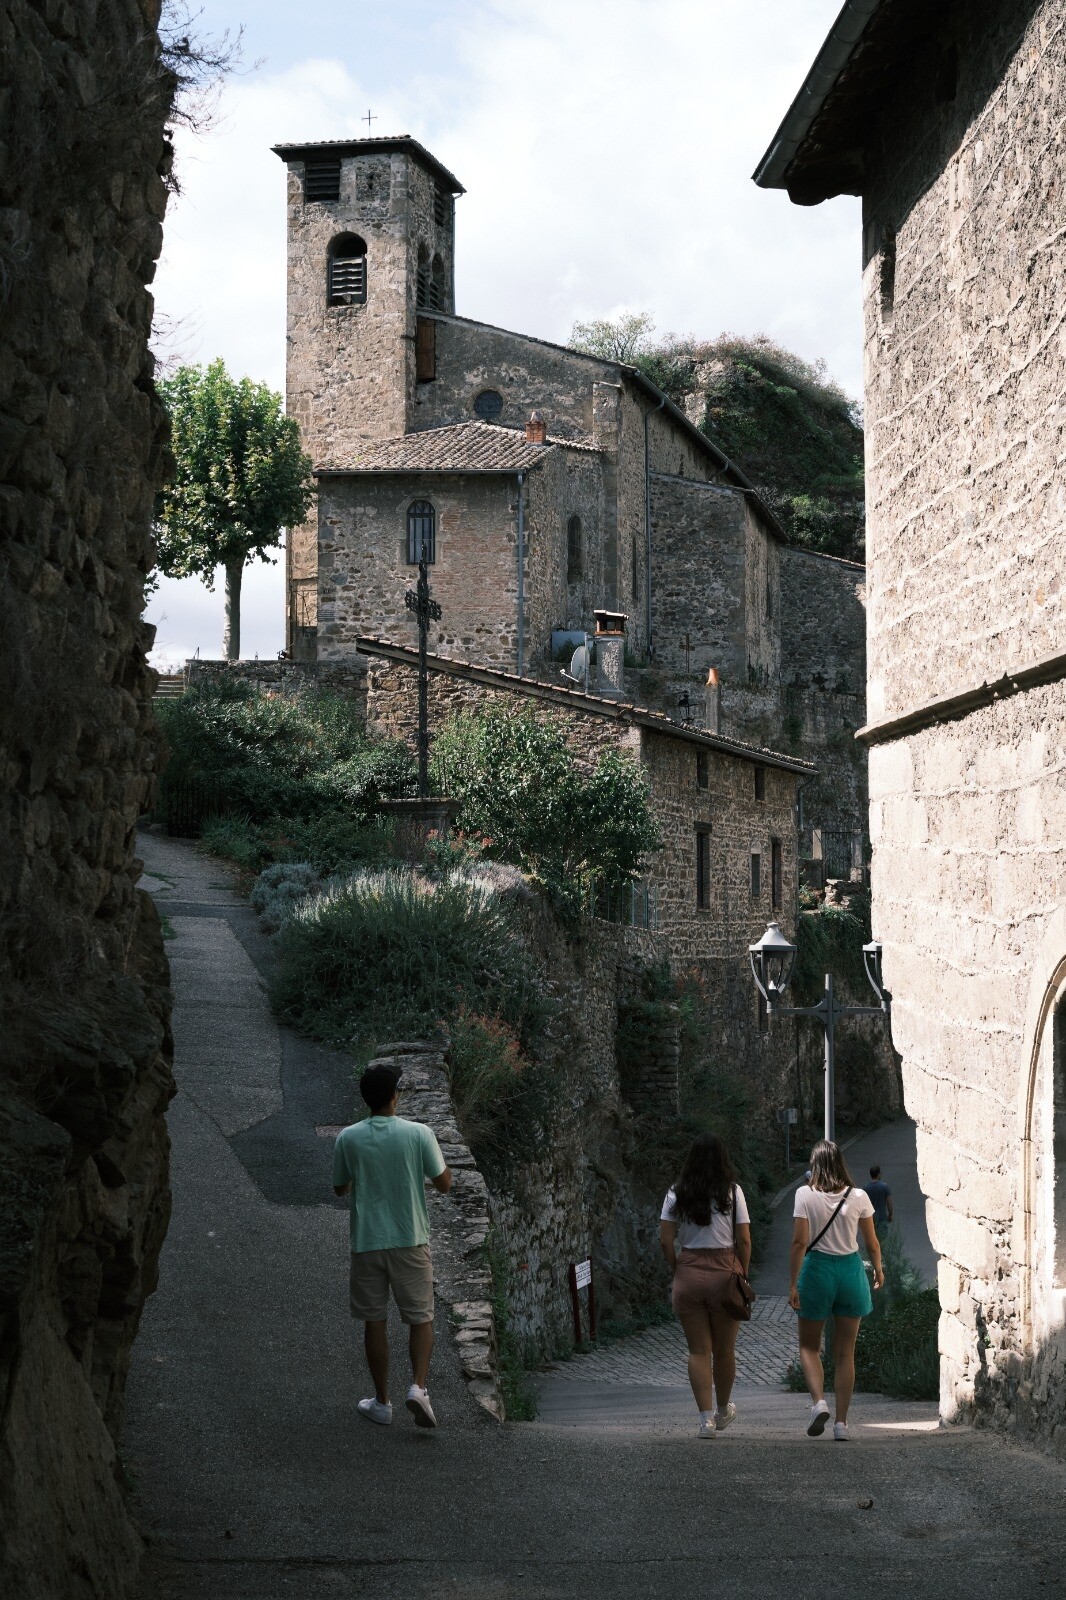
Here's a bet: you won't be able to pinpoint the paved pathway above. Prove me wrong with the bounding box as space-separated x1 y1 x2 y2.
128 833 1066 1600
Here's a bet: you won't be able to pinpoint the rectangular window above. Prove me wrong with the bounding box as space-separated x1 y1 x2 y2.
433 186 447 226
750 852 761 898
754 766 766 801
329 256 366 305
696 751 709 789
696 828 711 911
416 317 436 382
305 158 341 202
771 838 783 909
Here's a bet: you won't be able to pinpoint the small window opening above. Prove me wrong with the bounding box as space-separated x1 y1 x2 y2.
429 253 445 311
416 244 429 309
880 231 896 330
771 838 783 909
474 390 503 422
750 852 762 899
696 751 709 790
434 186 447 226
754 766 766 801
328 233 367 305
406 501 436 565
696 828 712 911
566 515 582 584
1054 1006 1066 1287
305 158 341 203
416 317 436 382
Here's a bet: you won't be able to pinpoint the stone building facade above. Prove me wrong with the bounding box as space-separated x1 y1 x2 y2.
757 0 1066 1451
0 3 175 1594
271 134 869 840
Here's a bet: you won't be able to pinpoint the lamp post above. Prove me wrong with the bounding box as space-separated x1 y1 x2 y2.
748 921 890 1143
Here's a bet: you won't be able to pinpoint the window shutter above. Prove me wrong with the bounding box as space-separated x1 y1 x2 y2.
305 159 341 202
329 255 366 304
416 318 436 382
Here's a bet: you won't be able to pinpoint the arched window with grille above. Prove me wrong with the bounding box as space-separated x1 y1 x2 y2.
328 233 367 305
566 515 582 584
407 501 436 564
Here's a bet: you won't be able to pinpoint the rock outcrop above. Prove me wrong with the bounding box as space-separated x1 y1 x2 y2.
0 2 174 1594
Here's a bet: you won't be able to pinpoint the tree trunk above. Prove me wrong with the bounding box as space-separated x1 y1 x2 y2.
222 556 243 660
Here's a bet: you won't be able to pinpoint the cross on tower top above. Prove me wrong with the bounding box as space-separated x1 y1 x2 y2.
363 109 377 131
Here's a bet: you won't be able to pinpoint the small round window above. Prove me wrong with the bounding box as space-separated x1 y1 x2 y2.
473 389 504 421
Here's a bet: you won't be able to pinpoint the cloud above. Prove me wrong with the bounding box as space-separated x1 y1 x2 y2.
147 0 857 664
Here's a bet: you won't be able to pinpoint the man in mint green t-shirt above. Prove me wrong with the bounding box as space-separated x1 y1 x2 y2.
333 1064 451 1429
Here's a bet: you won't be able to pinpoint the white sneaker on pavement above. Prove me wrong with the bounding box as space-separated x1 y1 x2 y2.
357 1397 393 1426
697 1417 716 1439
713 1402 737 1432
807 1399 831 1436
406 1384 437 1428
833 1421 850 1441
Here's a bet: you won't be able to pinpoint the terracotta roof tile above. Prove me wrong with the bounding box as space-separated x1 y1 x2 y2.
315 423 598 477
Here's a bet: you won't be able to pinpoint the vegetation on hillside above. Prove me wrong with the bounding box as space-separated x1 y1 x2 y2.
569 316 864 561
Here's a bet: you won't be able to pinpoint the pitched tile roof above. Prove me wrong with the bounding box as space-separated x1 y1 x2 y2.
314 422 598 476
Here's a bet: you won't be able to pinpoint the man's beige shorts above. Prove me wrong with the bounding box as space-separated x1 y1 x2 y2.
349 1245 435 1325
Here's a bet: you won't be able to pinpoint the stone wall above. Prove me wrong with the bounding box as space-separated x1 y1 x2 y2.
0 3 174 1594
185 656 369 716
857 0 1066 1449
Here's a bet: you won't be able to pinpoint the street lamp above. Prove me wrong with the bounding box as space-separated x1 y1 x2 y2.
748 921 891 1143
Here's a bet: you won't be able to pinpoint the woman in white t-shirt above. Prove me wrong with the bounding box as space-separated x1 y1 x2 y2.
789 1139 884 1442
659 1132 751 1439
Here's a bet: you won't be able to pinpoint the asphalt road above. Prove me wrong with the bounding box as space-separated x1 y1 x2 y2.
126 833 1066 1599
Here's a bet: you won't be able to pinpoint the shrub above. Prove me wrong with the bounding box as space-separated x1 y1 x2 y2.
430 707 660 913
156 679 414 824
270 867 543 1053
447 1008 556 1180
200 814 269 872
249 861 325 934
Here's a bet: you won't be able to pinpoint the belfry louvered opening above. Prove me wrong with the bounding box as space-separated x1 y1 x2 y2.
305 158 341 202
328 233 367 306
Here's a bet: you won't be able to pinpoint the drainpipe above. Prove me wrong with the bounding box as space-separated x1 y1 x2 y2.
644 395 666 657
516 470 526 677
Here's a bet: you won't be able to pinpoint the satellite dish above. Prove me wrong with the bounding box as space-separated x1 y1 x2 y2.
569 645 589 681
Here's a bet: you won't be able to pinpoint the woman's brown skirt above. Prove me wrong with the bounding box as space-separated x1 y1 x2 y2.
671 1246 743 1316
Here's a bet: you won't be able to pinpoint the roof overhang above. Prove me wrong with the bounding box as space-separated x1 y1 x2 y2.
272 135 464 195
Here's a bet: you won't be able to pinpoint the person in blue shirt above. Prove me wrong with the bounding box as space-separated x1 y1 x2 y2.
864 1166 893 1234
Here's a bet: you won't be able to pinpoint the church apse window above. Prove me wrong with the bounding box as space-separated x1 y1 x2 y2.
305 158 341 203
566 515 582 584
328 233 367 306
407 501 436 565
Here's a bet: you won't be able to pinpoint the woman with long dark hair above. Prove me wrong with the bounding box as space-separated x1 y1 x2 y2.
659 1132 751 1438
789 1139 884 1441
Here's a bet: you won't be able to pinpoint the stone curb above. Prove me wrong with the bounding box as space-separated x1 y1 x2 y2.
370 1041 505 1422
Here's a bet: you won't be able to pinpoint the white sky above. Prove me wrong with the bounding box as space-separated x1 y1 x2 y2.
146 0 858 667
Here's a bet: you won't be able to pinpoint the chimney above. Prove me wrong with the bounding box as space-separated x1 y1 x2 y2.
705 667 721 733
525 409 547 445
594 608 627 700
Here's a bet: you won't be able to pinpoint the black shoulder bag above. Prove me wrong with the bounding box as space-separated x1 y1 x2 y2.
804 1186 851 1255
722 1188 757 1321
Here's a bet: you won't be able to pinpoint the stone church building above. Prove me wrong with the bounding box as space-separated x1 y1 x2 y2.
271 133 868 850
758 0 1066 1452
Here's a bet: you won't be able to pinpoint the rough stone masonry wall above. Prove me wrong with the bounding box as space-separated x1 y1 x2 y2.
0 5 174 1595
860 0 1065 1448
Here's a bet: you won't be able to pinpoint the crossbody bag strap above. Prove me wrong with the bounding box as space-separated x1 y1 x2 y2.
804 1186 851 1255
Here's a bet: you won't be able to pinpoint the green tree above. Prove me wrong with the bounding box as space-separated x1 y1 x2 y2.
569 311 656 364
155 359 314 658
431 707 661 911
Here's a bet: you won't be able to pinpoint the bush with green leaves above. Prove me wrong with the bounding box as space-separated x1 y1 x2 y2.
446 1007 558 1181
156 678 414 827
270 866 544 1055
430 707 660 911
249 862 325 935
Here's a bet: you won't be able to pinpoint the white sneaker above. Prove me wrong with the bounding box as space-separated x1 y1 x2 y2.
714 1402 737 1432
406 1384 437 1428
357 1397 392 1426
697 1417 716 1439
807 1399 831 1437
833 1421 850 1441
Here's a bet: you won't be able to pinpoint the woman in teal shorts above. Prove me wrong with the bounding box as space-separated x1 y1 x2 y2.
788 1139 884 1441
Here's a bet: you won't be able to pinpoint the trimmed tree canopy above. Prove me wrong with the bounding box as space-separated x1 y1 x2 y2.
155 359 314 658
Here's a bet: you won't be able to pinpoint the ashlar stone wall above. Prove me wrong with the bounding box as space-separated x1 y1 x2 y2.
858 0 1066 1450
0 3 175 1593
